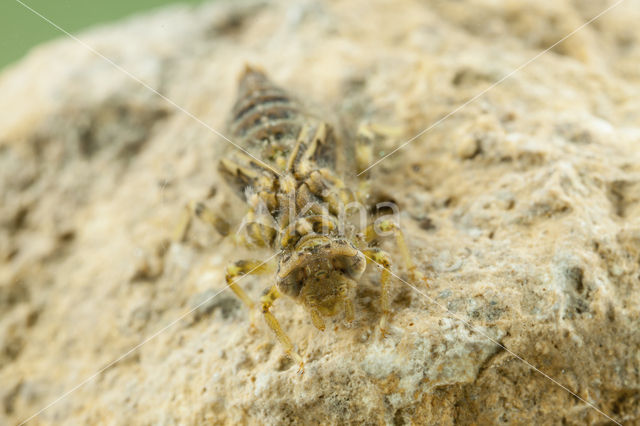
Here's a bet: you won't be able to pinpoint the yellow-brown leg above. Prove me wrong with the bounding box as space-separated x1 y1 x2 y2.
308 308 326 331
238 207 277 249
173 200 231 242
225 259 275 329
286 122 317 173
344 298 355 323
303 169 353 215
365 220 428 286
362 248 393 337
261 286 305 372
355 122 404 201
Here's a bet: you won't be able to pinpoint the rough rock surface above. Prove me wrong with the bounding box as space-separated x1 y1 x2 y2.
1 0 640 424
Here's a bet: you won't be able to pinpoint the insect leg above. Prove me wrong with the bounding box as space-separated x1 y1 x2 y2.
365 220 428 286
238 206 277 248
285 122 314 173
355 123 403 201
260 285 305 372
173 200 231 242
225 259 275 328
344 298 355 323
362 248 393 337
287 122 329 175
305 168 353 214
308 308 326 331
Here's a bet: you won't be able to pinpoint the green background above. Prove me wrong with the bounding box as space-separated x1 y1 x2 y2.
0 0 205 72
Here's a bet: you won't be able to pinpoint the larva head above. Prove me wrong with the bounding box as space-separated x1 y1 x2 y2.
276 237 366 318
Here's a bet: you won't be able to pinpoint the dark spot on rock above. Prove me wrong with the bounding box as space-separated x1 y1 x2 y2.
74 99 170 160
574 298 589 315
58 230 75 243
191 291 241 322
9 206 29 233
393 408 407 426
566 266 584 293
25 309 40 328
606 304 616 323
611 390 638 417
444 196 456 208
207 3 266 37
1 328 24 366
465 137 483 160
501 111 517 123
451 67 493 87
369 193 399 215
416 215 435 231
607 179 639 218
0 280 30 310
2 381 22 415
6 247 19 261
393 286 413 309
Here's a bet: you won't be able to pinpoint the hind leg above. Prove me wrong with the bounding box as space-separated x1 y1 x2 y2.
354 122 404 201
173 199 231 242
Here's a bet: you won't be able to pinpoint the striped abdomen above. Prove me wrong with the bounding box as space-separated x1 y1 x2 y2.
229 67 306 161
220 67 340 201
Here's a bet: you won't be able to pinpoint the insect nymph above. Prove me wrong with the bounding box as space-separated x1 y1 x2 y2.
179 66 425 371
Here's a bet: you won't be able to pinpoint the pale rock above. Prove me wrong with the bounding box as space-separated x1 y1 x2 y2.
1 0 640 425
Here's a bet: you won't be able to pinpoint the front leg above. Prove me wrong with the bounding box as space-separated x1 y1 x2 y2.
225 259 275 329
261 286 305 372
365 220 428 286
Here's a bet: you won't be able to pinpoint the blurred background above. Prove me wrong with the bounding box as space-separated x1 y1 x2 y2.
0 0 204 71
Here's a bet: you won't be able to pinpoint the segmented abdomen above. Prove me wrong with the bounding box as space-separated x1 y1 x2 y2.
220 67 340 201
229 67 306 160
